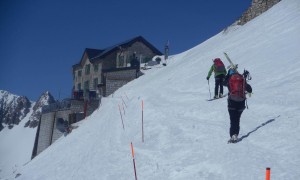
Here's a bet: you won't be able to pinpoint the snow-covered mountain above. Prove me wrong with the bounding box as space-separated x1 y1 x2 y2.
0 90 55 178
25 91 56 128
0 90 31 131
2 0 300 179
0 90 55 130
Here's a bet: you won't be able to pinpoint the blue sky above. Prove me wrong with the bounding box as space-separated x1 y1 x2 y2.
0 0 251 101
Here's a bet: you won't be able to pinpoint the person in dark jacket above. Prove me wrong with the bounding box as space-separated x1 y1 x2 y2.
130 52 140 69
224 66 252 143
130 52 141 78
207 58 227 99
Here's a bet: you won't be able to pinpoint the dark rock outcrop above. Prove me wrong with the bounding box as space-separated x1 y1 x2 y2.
25 91 56 128
0 90 56 130
237 0 281 25
0 90 31 130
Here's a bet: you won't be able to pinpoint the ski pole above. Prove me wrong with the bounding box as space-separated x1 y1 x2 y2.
208 79 211 99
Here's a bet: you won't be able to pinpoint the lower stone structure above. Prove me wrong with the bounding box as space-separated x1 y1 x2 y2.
32 99 98 158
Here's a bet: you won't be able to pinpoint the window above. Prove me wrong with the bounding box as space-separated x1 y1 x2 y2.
78 70 82 77
84 81 89 91
117 54 125 68
94 64 98 72
77 83 81 90
85 64 90 75
93 78 98 89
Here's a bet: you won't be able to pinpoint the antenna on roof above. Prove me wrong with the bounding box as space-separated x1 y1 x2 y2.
163 40 169 66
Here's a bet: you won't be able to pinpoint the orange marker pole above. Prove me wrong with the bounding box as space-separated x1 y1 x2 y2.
266 167 271 180
118 104 125 130
142 100 144 143
131 142 138 180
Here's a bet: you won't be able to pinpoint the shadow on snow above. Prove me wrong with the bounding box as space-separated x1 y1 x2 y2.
238 115 280 142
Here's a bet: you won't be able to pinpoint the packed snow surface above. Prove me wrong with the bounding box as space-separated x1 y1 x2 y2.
4 0 300 179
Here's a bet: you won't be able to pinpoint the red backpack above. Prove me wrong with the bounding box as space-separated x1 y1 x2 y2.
229 73 246 101
214 58 225 72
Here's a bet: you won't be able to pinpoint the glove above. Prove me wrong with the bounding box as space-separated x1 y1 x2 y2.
206 77 209 80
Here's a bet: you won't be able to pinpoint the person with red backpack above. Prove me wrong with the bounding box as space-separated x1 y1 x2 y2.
224 66 252 143
206 58 227 99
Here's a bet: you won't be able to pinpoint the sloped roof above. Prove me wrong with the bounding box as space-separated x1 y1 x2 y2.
90 36 163 61
85 48 105 59
73 36 163 69
72 48 104 69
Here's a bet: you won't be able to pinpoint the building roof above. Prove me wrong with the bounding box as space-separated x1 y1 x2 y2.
73 36 163 69
72 48 104 70
91 36 163 61
85 48 105 59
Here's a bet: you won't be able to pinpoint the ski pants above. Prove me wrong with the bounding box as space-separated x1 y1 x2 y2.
215 74 225 96
228 99 245 137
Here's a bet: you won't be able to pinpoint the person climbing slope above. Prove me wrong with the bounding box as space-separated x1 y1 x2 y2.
224 65 252 143
206 58 227 99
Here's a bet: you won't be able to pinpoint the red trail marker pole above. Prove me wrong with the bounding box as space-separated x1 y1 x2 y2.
118 104 125 130
266 167 271 180
142 100 144 143
131 142 138 180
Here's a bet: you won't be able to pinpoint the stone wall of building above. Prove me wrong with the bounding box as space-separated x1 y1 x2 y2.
237 0 281 25
36 112 55 155
33 99 99 158
51 110 72 142
104 69 137 96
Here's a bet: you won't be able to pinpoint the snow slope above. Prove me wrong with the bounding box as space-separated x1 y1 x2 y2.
12 0 300 179
0 91 54 178
0 106 36 178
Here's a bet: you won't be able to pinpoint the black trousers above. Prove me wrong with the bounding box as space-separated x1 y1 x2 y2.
228 99 245 137
215 74 225 96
